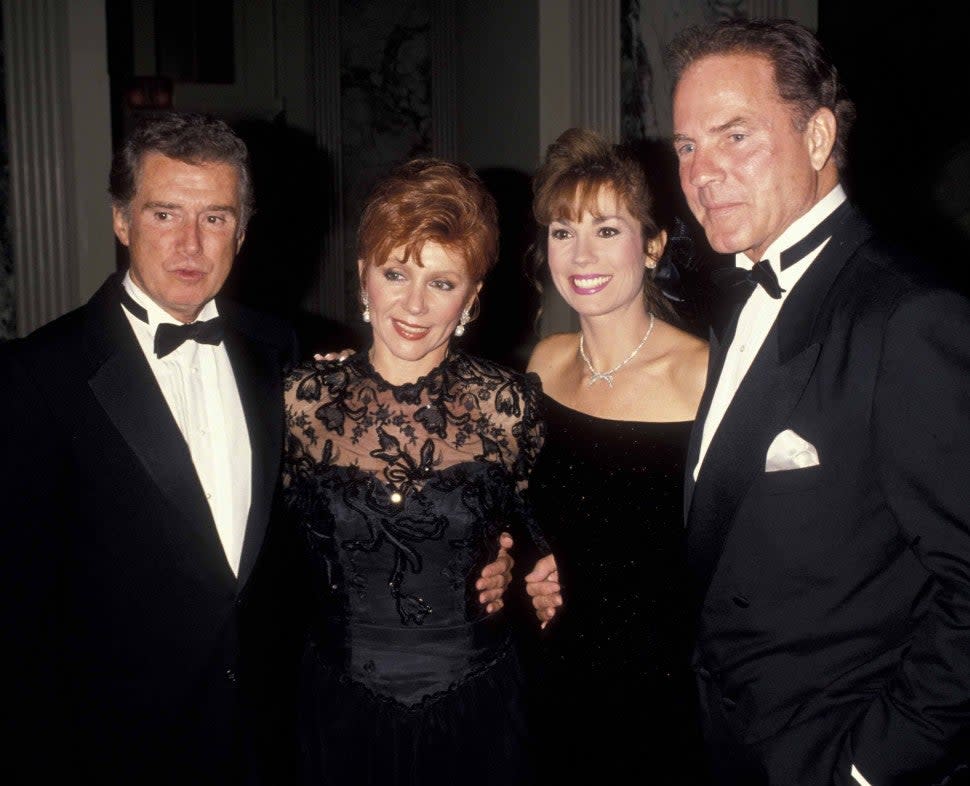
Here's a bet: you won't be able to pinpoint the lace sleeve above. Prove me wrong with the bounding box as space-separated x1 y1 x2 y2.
510 370 550 555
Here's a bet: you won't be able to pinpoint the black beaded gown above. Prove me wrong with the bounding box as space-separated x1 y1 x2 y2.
526 394 707 784
281 352 546 786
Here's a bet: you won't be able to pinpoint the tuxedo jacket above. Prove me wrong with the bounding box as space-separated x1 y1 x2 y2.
685 204 970 785
0 274 299 784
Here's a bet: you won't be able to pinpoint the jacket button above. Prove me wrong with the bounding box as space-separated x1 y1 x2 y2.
721 696 737 710
224 668 238 683
732 594 750 608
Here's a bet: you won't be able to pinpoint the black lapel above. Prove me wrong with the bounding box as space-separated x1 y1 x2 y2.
220 301 288 589
84 276 234 586
686 203 874 598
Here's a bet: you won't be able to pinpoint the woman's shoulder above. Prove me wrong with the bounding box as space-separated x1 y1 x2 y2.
454 353 542 418
283 358 357 405
526 332 578 375
456 352 537 391
652 321 709 403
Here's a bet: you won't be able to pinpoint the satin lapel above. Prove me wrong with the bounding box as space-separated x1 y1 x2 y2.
223 320 285 590
84 278 233 585
686 203 873 599
686 332 821 594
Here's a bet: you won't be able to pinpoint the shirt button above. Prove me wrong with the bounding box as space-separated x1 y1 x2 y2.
205 492 212 500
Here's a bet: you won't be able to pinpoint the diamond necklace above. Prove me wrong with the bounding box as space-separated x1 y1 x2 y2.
579 312 655 388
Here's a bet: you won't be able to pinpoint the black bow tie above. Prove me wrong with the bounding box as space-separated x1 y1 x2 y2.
713 199 851 302
712 259 785 300
153 319 225 358
120 288 224 358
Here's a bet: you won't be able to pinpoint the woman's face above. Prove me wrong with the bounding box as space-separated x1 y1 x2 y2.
361 241 481 383
546 189 662 320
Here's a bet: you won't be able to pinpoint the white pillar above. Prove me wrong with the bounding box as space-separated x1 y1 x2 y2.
3 0 113 336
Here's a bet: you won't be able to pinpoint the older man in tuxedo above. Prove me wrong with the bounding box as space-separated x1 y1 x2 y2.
668 19 970 786
0 113 511 785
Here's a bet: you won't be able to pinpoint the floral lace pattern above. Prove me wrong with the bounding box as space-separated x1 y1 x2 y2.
282 352 545 627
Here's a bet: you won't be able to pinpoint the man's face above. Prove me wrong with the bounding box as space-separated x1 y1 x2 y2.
113 152 244 323
673 53 830 261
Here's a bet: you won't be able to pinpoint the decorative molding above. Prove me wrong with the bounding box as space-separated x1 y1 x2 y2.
3 0 77 336
311 0 344 321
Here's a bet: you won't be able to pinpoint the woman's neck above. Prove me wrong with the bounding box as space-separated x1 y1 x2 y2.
368 344 450 386
578 302 654 371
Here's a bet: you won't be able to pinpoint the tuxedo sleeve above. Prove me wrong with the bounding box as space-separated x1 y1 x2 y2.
845 288 970 783
0 346 69 780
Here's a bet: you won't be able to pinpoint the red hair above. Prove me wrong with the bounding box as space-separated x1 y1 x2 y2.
357 158 499 282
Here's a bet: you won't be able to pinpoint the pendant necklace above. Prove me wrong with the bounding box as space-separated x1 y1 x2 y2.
579 312 655 388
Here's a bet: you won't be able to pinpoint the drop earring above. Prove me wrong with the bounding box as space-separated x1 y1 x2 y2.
454 308 471 337
361 292 371 323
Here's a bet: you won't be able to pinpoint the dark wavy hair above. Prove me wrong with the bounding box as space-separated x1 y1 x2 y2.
667 18 856 171
357 158 499 283
109 112 253 233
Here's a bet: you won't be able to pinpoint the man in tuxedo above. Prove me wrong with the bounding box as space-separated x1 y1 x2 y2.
668 18 970 785
0 113 512 784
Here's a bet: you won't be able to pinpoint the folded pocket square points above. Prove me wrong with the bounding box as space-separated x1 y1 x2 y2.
765 429 820 472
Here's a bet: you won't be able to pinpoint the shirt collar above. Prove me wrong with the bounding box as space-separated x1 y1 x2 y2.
122 270 220 331
736 184 847 273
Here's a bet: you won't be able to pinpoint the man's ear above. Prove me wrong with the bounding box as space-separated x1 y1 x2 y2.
645 230 668 268
112 206 131 247
806 107 837 172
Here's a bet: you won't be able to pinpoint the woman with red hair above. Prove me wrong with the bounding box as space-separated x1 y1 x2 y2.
282 158 545 785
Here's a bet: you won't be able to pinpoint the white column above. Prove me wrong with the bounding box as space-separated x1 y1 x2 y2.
3 0 113 336
571 0 621 143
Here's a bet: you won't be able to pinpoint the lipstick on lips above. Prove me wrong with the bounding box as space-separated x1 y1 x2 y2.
570 274 612 295
392 318 430 341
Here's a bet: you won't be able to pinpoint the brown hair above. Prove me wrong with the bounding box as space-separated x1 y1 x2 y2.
109 112 253 233
667 19 855 171
531 128 673 319
357 158 499 282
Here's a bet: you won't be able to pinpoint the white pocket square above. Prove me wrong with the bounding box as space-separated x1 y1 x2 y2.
765 429 819 472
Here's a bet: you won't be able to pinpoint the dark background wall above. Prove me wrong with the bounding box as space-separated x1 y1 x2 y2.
820 0 970 294
0 2 15 341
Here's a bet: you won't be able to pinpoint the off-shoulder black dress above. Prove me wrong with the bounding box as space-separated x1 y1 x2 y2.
526 394 707 784
282 352 545 786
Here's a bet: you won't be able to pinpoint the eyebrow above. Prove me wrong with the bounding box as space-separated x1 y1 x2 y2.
672 116 749 143
143 201 238 215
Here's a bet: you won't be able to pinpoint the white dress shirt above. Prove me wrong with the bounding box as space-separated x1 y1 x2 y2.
693 185 847 480
121 272 252 576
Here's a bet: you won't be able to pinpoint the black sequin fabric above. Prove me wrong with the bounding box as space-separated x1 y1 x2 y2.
526 394 707 784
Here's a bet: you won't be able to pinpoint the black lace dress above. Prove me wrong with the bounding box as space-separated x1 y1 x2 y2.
526 395 707 784
282 352 546 786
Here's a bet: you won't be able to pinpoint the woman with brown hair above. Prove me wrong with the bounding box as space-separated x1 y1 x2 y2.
282 158 545 785
524 128 709 783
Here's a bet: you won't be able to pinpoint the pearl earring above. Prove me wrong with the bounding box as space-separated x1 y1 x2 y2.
361 293 371 323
